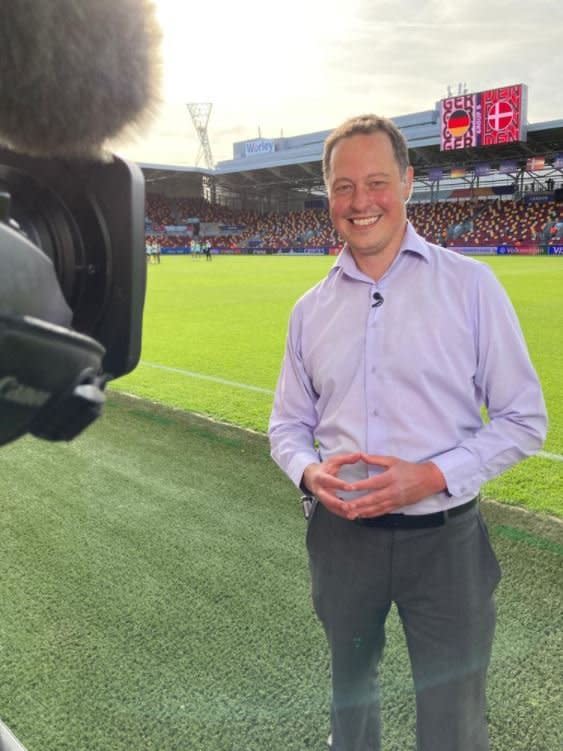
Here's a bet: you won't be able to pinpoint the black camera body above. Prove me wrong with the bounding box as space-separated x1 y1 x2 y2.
0 147 146 445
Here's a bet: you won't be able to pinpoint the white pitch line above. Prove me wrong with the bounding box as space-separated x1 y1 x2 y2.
538 450 563 462
140 360 275 395
140 361 563 463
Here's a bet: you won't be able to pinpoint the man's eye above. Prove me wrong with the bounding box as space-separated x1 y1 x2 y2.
335 184 352 194
368 181 385 190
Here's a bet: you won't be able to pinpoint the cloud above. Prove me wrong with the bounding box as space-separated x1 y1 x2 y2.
117 0 563 165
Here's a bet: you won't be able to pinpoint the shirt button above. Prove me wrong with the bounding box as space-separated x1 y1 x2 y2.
371 366 376 374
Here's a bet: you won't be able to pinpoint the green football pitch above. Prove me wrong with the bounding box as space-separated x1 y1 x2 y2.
114 254 563 517
0 396 561 751
1 254 561 751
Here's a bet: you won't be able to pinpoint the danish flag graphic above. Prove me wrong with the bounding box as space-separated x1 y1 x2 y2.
487 100 514 131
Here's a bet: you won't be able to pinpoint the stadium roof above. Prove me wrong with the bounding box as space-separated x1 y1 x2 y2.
140 162 212 191
141 107 563 203
211 113 563 196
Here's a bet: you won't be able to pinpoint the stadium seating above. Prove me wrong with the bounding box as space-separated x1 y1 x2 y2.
145 193 563 250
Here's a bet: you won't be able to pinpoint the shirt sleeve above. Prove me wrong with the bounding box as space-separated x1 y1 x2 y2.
431 264 547 497
268 303 321 488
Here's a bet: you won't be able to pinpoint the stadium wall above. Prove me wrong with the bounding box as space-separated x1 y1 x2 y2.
160 244 563 257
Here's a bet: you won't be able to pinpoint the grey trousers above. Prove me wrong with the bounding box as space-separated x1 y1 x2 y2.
306 502 501 751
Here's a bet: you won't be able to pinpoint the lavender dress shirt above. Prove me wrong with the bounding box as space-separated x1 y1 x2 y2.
269 222 547 514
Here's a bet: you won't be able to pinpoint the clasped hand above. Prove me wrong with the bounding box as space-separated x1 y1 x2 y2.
302 453 446 521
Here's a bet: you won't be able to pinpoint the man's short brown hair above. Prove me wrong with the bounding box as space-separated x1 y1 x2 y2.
323 114 410 183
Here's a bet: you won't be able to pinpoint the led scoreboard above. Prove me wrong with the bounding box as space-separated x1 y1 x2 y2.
440 84 527 151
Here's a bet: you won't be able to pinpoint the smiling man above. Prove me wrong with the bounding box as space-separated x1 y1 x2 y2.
269 114 547 751
328 127 413 276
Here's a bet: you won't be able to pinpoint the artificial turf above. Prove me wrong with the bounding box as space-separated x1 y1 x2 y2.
0 394 561 751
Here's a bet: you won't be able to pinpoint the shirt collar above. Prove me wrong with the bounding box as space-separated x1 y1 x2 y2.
330 221 430 281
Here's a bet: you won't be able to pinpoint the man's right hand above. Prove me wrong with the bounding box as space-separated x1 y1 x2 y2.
302 453 362 518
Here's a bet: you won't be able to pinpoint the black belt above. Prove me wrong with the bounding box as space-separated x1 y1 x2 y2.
355 496 479 529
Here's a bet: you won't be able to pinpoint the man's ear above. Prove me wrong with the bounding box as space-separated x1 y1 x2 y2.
403 166 414 203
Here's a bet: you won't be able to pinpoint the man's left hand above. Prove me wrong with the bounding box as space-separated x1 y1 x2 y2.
344 454 447 520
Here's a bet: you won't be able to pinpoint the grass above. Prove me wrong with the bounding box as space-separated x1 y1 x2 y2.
1 254 561 749
0 394 561 751
113 255 563 516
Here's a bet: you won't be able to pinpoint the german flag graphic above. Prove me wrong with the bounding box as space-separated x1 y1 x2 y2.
447 109 471 138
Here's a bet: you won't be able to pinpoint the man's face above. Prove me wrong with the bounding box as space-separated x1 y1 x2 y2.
327 131 413 261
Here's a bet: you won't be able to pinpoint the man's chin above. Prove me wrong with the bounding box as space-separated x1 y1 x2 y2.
347 240 385 256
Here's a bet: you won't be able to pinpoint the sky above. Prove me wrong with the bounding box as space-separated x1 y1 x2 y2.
112 0 563 168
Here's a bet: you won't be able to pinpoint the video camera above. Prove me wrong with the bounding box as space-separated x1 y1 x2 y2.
0 146 146 446
0 0 161 448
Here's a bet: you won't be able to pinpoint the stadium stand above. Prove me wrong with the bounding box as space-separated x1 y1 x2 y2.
146 193 563 251
142 93 563 255
409 198 563 246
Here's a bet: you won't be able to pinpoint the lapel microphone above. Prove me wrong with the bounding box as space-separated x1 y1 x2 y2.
372 291 384 308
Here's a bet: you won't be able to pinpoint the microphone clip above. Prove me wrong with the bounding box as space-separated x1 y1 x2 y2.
372 291 384 308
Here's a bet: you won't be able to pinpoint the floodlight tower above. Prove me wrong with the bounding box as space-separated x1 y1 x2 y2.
186 102 214 169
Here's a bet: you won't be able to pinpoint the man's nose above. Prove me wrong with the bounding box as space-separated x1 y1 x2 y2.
350 185 372 212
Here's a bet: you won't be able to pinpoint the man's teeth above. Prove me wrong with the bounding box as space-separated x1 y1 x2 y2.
351 216 380 226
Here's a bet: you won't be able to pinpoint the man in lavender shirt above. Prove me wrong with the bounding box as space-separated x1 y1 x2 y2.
269 115 547 751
